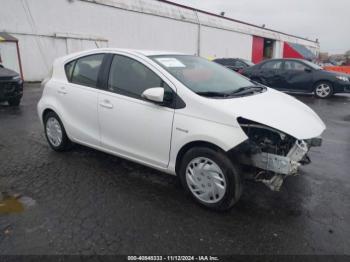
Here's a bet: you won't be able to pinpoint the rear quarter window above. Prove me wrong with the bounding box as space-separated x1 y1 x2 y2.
65 60 76 81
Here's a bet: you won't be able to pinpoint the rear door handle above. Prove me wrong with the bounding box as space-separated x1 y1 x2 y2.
58 87 67 94
99 99 113 109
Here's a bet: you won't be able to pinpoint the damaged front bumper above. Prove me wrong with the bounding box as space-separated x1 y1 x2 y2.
251 140 309 176
250 140 314 191
246 138 322 191
234 118 323 191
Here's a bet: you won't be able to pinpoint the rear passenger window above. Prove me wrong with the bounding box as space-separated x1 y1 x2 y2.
108 55 172 100
261 61 282 70
284 61 308 71
71 54 104 88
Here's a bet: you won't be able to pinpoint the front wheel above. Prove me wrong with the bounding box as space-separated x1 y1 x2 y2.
314 82 334 98
179 147 242 211
44 111 72 151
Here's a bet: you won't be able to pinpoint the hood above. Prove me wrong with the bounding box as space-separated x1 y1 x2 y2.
213 88 326 140
0 67 19 79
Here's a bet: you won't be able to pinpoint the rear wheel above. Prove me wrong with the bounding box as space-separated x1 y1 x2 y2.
44 111 72 151
179 147 242 211
314 82 333 98
8 97 21 106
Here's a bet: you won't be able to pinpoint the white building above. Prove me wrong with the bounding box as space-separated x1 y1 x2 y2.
0 0 320 81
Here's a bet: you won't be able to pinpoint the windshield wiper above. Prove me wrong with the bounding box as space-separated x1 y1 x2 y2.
196 91 229 97
196 86 265 98
227 86 265 96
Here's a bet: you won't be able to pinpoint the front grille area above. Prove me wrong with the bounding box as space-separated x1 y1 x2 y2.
1 82 16 92
0 81 22 99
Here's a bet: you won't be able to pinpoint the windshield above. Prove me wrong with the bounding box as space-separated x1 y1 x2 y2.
150 55 255 94
303 60 322 70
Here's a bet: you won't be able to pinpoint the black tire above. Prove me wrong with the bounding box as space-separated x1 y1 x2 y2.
178 147 242 211
313 81 334 99
8 97 21 106
43 111 72 151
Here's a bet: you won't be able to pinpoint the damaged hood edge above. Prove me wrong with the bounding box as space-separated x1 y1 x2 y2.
215 88 326 140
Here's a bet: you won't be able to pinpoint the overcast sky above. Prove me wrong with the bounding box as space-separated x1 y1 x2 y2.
171 0 350 54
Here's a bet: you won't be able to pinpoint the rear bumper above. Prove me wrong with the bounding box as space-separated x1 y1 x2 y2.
0 80 23 101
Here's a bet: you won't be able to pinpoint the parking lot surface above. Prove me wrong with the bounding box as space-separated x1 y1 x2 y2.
0 83 349 255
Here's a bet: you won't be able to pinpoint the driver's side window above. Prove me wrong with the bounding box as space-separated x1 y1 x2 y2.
108 55 173 101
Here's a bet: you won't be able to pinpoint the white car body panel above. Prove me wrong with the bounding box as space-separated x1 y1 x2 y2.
59 82 100 146
168 112 248 173
209 88 326 140
98 90 174 168
37 48 326 176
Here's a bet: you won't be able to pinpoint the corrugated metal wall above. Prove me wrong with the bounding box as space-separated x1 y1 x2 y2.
200 27 252 59
0 0 319 81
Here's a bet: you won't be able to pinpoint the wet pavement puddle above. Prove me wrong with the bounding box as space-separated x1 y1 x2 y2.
0 193 36 214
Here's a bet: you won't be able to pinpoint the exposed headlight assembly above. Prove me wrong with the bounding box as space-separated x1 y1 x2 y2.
336 75 349 82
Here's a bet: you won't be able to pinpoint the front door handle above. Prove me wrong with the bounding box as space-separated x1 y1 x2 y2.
99 99 113 109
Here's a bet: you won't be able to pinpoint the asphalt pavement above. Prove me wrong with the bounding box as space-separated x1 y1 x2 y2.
0 83 349 255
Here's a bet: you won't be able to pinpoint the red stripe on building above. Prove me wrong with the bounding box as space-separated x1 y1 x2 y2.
283 42 303 59
252 36 264 64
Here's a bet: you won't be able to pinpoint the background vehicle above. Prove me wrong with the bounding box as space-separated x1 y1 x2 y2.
38 49 325 211
0 63 23 106
213 58 254 73
241 58 350 98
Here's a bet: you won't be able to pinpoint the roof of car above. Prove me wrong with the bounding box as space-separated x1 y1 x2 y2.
214 58 240 60
263 58 307 62
93 48 186 56
59 48 187 63
254 58 310 65
134 49 186 56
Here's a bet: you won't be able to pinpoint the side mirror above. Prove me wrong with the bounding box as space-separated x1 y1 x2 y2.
304 68 312 73
142 87 164 103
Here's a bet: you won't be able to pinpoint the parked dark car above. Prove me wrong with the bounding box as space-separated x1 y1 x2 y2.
213 58 254 73
241 58 350 98
0 64 23 106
